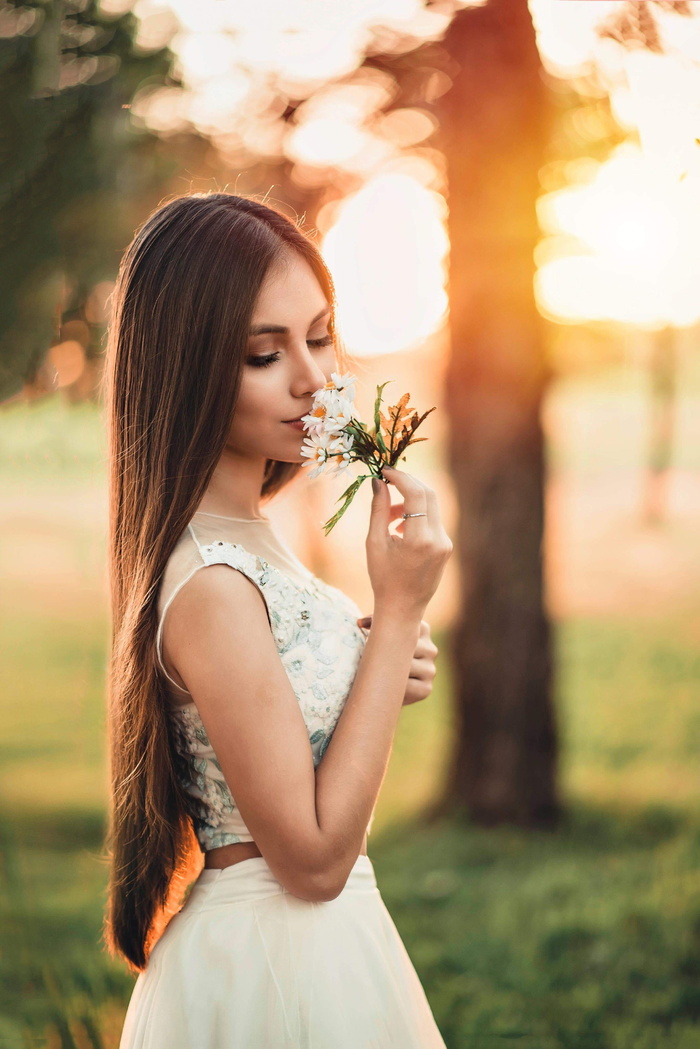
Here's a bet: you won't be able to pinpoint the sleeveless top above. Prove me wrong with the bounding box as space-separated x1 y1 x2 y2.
155 509 377 851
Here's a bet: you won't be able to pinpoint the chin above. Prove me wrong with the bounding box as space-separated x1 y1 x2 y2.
266 450 305 465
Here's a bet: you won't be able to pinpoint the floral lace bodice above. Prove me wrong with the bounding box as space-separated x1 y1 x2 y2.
155 512 375 851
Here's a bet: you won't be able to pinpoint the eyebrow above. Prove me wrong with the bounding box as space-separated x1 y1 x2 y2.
248 304 331 337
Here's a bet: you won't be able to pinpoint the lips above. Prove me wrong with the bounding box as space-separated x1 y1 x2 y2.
283 413 309 423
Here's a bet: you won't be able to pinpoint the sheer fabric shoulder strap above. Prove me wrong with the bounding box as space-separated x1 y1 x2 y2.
155 522 273 696
194 529 273 630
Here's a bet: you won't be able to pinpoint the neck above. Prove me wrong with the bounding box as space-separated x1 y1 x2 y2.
198 450 268 520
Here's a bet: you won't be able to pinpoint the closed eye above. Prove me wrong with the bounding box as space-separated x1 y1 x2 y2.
247 353 281 369
246 335 334 368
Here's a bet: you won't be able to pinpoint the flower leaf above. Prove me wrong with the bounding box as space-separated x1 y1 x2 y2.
323 475 370 535
336 473 368 503
373 381 393 456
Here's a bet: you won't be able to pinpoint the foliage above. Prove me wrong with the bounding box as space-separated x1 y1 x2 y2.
2 394 700 1046
375 803 700 1049
2 582 699 1046
596 0 693 54
0 0 176 400
3 798 700 1046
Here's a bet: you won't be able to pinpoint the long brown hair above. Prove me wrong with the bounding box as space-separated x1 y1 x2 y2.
101 191 348 971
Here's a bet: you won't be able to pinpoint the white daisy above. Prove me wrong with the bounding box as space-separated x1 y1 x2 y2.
302 388 354 436
300 429 339 478
327 431 355 474
320 389 354 432
330 372 357 401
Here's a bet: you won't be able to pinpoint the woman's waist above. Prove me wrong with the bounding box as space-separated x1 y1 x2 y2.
203 833 369 871
183 851 377 913
204 839 263 869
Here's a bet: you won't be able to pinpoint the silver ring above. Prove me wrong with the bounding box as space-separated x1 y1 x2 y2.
402 512 427 519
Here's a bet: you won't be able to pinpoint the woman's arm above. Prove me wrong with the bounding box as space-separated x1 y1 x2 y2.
165 469 451 902
313 466 452 894
312 606 423 892
162 563 422 903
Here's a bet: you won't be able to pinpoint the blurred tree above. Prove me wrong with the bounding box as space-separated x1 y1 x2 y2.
5 0 690 824
0 0 176 401
429 0 559 828
429 0 695 827
74 0 560 828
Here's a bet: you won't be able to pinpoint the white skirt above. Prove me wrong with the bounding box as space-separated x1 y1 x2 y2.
119 853 446 1049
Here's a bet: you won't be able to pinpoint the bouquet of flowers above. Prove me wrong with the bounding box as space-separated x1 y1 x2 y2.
300 372 436 535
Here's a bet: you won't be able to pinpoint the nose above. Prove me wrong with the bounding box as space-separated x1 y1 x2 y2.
289 343 331 398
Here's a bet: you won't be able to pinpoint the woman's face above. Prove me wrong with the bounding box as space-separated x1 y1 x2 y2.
226 252 337 463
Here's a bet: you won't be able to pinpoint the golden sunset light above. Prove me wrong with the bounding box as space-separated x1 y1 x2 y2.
536 142 700 328
126 0 700 337
5 1 700 1044
322 172 449 355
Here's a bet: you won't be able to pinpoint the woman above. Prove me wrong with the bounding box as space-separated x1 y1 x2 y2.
102 191 453 1048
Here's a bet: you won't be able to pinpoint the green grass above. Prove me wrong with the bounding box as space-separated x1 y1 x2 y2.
2 387 700 1047
555 614 700 809
373 806 700 1049
4 795 700 1048
0 811 131 1049
2 610 699 1048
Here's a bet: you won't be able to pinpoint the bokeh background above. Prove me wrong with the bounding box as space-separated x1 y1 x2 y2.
2 1 700 1046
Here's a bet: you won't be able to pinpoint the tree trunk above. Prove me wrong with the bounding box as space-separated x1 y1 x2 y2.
432 0 559 827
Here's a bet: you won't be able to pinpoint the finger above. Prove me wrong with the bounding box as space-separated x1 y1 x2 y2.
422 483 450 541
403 678 432 705
409 651 437 676
387 502 405 535
367 474 391 540
387 491 436 540
379 465 428 530
382 466 449 544
414 629 439 658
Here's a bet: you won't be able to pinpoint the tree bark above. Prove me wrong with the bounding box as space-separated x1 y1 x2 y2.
432 0 559 827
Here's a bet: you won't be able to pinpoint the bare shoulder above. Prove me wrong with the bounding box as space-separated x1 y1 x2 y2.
167 561 270 638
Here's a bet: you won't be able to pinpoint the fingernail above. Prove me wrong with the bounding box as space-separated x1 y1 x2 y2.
372 478 380 494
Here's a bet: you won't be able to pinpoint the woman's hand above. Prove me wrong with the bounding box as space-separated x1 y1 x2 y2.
356 616 438 706
366 464 453 619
